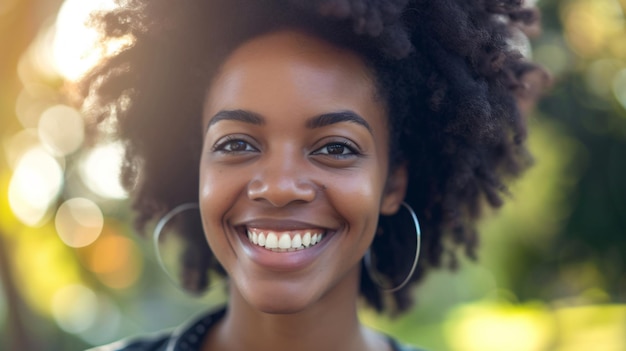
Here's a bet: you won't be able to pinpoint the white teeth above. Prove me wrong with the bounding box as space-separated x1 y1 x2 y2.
246 228 324 252
278 234 291 249
291 234 302 249
265 232 278 249
303 232 311 247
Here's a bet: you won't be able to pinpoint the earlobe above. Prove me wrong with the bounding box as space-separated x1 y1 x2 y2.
380 164 408 215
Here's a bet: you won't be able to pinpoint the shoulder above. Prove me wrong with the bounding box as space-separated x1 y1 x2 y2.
86 307 226 351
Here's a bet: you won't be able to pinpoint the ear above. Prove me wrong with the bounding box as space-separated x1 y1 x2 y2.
380 163 408 215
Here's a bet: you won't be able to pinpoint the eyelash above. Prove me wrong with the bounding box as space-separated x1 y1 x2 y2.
312 140 360 158
211 136 361 159
212 136 258 153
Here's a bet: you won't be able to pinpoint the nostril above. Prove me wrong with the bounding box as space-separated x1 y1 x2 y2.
247 179 268 200
246 177 317 207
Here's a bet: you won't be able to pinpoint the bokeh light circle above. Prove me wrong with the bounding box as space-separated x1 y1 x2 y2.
3 129 40 170
38 104 85 156
14 86 55 128
55 198 104 248
80 142 128 199
87 234 142 289
51 284 98 334
8 147 64 226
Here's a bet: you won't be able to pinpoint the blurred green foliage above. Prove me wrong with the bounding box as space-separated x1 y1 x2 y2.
1 0 625 350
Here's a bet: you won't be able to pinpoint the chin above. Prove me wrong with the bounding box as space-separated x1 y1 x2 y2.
255 300 310 315
239 281 320 315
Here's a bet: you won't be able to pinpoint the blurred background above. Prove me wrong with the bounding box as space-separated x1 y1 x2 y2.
0 0 625 350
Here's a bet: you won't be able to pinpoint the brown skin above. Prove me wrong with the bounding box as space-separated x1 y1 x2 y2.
199 30 407 351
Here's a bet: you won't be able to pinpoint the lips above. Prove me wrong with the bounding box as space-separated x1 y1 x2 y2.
247 227 325 252
232 219 338 271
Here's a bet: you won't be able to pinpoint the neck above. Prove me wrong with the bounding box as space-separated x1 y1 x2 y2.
203 266 388 351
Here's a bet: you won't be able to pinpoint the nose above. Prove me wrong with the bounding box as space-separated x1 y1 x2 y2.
247 155 317 207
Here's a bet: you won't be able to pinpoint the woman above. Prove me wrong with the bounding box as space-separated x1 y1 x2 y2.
80 0 547 350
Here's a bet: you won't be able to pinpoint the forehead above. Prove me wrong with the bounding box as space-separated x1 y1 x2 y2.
203 30 386 124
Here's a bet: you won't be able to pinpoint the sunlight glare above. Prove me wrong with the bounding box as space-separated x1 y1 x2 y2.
19 21 60 83
555 305 626 351
8 148 64 226
446 302 554 351
80 142 128 199
52 0 123 81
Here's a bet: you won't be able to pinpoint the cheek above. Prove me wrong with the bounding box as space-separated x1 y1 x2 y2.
327 169 386 234
198 161 251 272
198 162 241 238
200 167 226 202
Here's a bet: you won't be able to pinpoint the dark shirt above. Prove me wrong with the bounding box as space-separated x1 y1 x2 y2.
88 307 423 351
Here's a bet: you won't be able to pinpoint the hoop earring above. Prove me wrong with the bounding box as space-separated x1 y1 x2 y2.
364 201 421 293
153 203 203 290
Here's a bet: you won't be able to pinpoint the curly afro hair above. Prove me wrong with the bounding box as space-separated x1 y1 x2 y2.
77 0 548 314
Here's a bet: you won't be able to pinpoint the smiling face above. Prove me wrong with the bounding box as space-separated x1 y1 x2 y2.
200 30 406 314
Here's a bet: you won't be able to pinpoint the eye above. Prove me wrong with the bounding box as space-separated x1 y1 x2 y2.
213 137 258 153
313 141 359 158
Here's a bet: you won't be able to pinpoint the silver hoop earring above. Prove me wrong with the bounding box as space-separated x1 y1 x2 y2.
153 203 207 291
364 201 421 293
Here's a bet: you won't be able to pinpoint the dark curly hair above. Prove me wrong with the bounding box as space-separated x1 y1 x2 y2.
77 0 548 314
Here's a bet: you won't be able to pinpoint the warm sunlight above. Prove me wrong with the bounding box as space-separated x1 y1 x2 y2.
38 104 85 156
55 198 104 248
52 0 124 81
79 142 128 199
8 147 63 226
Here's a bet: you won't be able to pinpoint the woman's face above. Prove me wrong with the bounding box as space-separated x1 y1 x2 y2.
200 30 406 313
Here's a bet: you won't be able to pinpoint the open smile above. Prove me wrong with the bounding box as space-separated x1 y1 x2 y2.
232 219 337 271
246 227 325 252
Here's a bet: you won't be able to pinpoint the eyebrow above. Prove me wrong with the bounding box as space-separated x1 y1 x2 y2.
207 109 265 130
306 111 372 134
207 109 372 134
